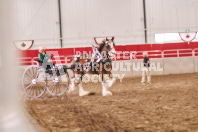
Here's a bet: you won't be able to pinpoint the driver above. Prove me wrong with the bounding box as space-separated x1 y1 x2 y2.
38 46 54 71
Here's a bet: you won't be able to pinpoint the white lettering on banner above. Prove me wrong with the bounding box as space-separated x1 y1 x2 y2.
81 74 126 83
150 63 156 71
116 51 122 59
112 62 119 71
130 51 137 60
133 62 141 72
157 62 163 71
82 74 90 83
71 51 138 60
120 62 126 71
91 75 99 83
123 51 130 60
125 62 132 71
116 74 125 82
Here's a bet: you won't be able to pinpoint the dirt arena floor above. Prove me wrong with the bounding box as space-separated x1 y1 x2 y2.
24 73 198 132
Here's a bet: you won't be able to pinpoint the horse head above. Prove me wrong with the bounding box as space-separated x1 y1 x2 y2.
105 37 116 57
97 37 116 59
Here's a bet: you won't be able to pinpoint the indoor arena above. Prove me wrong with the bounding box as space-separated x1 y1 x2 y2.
0 0 198 132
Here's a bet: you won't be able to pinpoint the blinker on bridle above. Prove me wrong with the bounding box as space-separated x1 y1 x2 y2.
105 40 112 47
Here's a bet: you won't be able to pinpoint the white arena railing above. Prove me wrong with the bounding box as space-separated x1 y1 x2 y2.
194 48 198 56
17 49 198 65
163 49 193 58
16 57 32 65
65 55 76 64
117 50 162 60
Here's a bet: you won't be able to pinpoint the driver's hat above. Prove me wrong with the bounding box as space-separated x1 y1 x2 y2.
39 46 46 52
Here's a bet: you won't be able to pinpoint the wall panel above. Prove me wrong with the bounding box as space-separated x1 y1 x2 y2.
61 0 145 47
13 0 60 48
13 0 198 48
163 57 194 74
146 0 198 43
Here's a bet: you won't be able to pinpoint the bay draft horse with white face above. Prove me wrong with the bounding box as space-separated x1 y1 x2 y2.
69 37 116 96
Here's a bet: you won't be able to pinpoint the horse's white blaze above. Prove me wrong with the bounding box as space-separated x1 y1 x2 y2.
108 41 116 57
111 48 116 54
109 42 114 48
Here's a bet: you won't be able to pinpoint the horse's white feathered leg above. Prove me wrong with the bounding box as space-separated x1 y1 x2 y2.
106 77 116 88
102 82 112 96
79 82 89 96
68 77 75 92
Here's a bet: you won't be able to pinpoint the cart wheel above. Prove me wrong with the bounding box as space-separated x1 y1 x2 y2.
22 65 46 98
47 72 69 96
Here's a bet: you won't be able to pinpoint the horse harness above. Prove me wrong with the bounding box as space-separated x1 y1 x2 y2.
82 44 111 72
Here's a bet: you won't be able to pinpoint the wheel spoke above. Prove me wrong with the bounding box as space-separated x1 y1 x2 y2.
32 67 35 79
31 67 36 78
33 67 37 78
25 83 33 90
38 83 44 90
52 84 56 93
25 71 33 80
28 68 34 77
24 81 32 86
32 85 35 96
36 84 38 96
24 76 32 81
49 82 56 92
27 85 33 95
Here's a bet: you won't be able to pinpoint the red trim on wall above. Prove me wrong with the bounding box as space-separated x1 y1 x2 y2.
18 42 198 65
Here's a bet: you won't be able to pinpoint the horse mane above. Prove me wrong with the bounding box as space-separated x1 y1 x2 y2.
98 42 105 53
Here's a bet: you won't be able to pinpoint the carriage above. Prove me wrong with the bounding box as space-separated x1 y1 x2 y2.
22 61 70 98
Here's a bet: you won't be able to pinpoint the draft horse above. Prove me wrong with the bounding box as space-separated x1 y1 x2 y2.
69 37 116 96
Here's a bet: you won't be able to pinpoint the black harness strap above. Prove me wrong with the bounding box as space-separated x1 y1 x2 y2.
98 42 105 53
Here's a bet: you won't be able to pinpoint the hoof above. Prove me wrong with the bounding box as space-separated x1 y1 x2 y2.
102 91 112 96
79 91 90 96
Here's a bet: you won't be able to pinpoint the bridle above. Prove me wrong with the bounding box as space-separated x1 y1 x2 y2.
91 40 116 63
105 40 116 57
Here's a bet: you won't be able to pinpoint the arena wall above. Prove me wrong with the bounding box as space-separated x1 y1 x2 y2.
17 42 198 77
111 57 196 77
163 57 195 75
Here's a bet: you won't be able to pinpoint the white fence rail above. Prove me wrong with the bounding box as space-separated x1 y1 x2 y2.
17 49 198 76
17 48 198 65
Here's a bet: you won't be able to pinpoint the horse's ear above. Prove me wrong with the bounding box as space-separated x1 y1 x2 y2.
94 37 99 45
111 37 114 41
